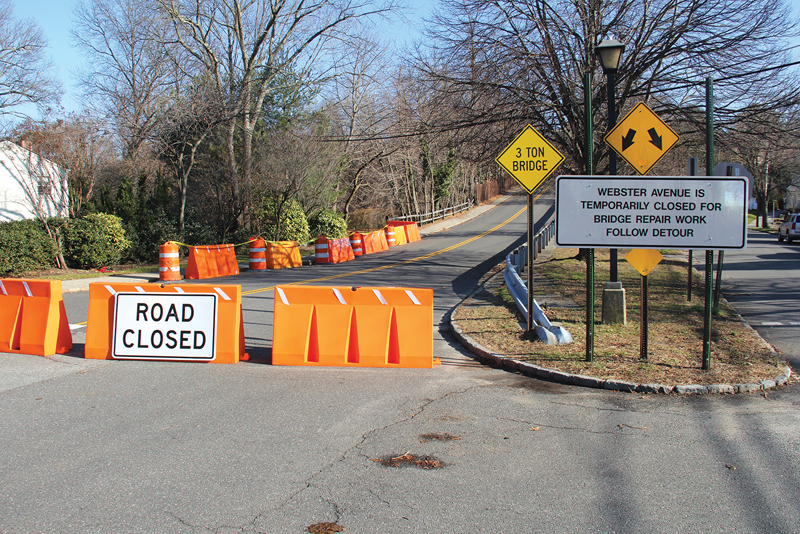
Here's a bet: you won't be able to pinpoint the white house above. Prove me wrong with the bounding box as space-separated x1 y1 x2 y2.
0 140 69 222
786 183 800 211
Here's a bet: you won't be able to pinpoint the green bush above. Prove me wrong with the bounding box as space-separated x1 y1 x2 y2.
261 195 310 243
309 209 347 239
62 213 131 268
0 218 60 275
124 210 180 262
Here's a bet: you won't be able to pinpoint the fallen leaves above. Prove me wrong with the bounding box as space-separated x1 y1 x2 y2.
307 522 344 534
372 452 446 469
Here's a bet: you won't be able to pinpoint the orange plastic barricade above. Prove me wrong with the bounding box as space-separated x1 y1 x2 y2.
330 237 355 264
349 232 363 256
185 244 240 279
159 242 181 281
249 238 267 270
391 225 408 246
272 285 438 368
0 279 72 357
266 241 301 269
315 236 329 264
387 221 422 243
84 282 246 364
362 230 388 254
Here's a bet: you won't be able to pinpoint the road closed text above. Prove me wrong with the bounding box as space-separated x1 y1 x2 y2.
112 293 218 361
556 176 748 249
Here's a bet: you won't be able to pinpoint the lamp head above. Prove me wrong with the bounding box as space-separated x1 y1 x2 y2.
594 38 626 73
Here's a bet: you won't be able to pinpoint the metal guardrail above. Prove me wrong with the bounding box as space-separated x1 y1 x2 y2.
392 200 474 225
504 217 572 345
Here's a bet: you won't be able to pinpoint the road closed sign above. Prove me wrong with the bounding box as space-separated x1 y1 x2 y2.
112 292 218 361
555 176 748 250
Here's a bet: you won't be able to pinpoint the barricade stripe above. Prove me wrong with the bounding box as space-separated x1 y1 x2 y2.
214 287 232 301
250 258 267 263
104 285 116 295
317 253 329 258
135 286 145 293
159 252 180 258
276 287 289 305
0 280 6 295
372 288 388 305
405 290 421 305
249 247 266 253
22 281 32 297
174 287 186 293
332 288 347 305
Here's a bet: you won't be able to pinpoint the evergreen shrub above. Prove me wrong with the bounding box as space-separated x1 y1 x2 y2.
309 209 347 238
0 219 59 275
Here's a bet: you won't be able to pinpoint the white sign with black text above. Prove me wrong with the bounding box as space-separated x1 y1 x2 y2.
112 292 218 361
555 176 748 250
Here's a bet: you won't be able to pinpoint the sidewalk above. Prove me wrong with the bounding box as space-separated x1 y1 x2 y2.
418 193 514 236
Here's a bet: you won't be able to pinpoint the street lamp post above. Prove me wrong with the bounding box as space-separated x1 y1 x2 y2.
595 37 627 325
595 38 625 283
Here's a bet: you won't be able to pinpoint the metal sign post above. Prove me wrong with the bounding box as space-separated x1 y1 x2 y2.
496 124 565 335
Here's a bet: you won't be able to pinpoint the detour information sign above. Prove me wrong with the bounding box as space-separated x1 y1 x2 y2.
555 176 748 250
112 292 218 361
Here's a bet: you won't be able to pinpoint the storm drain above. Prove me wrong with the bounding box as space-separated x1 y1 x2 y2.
372 453 446 469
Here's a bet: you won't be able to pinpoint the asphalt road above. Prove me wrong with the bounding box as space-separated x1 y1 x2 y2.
2 192 799 534
714 228 800 371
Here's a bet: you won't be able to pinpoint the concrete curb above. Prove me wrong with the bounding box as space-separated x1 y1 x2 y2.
449 271 794 395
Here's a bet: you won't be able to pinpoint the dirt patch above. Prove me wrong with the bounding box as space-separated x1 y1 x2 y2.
452 248 792 387
418 433 461 442
372 453 446 469
307 523 344 534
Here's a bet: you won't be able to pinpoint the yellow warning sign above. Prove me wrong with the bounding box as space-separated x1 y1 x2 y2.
625 249 663 276
496 125 565 194
605 102 679 176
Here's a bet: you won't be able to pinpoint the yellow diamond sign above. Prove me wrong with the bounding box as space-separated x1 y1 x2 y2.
625 249 663 277
605 102 679 176
496 125 565 194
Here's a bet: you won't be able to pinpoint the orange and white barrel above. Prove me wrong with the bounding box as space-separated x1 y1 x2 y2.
159 242 181 281
248 237 267 270
315 236 330 264
349 232 363 256
385 226 396 247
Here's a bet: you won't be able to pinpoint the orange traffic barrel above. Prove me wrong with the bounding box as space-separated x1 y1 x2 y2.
159 242 181 281
249 237 267 270
385 226 396 247
349 232 363 256
315 236 330 263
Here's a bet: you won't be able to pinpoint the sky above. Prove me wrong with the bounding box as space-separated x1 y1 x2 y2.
11 0 434 119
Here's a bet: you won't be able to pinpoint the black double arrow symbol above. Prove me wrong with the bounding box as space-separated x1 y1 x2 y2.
621 128 663 151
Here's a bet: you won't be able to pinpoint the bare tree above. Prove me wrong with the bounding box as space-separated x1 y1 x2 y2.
157 0 399 229
0 0 61 121
73 0 178 165
414 0 800 175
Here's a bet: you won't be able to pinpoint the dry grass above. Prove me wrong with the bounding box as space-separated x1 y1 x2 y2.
452 248 790 386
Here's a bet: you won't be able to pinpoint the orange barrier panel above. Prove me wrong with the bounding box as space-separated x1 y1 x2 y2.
390 225 408 246
84 282 246 364
349 232 363 256
315 236 329 264
387 221 422 242
0 279 72 356
159 242 182 281
362 230 389 254
266 241 302 269
249 238 267 270
185 244 240 279
330 237 355 264
272 285 438 368
384 226 396 247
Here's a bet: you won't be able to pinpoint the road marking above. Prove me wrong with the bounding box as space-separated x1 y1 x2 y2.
69 324 85 330
241 193 538 297
758 322 800 326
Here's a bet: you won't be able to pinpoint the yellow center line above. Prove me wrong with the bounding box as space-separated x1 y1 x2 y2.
241 191 543 296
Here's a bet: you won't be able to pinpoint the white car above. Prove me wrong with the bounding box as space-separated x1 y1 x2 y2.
778 213 800 243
